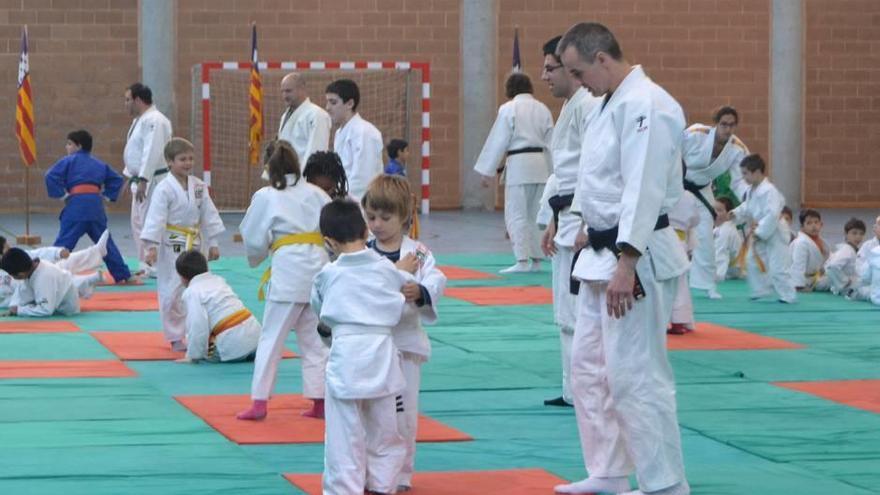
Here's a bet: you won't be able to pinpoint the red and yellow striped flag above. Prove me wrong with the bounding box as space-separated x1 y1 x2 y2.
248 23 262 166
15 25 35 166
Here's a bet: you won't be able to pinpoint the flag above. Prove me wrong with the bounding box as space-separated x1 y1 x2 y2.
15 25 35 166
248 23 262 166
512 26 521 72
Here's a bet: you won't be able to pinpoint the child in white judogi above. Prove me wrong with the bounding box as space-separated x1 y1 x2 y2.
668 190 700 334
824 218 866 296
141 138 225 351
237 141 331 421
713 197 744 281
856 216 880 278
175 250 260 363
790 209 831 292
859 243 880 305
729 154 796 303
311 199 413 495
362 175 446 491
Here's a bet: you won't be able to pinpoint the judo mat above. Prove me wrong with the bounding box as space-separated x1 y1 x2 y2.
284 468 567 494
437 265 499 280
0 320 79 333
1 253 879 494
176 393 472 444
79 291 159 312
90 331 297 361
445 286 554 305
0 360 136 379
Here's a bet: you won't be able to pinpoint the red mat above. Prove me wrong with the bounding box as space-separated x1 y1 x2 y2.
0 360 136 378
667 322 803 351
445 286 553 305
775 380 880 414
90 331 297 361
175 394 472 445
0 320 80 333
285 468 568 495
437 265 499 280
80 291 158 312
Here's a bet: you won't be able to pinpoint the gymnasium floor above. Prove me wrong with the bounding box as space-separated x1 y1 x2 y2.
0 211 878 494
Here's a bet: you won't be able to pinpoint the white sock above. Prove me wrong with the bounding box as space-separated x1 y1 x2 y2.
96 230 110 257
554 476 630 494
499 261 530 274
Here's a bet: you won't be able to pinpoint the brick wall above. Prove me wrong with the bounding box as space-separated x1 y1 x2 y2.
803 0 880 207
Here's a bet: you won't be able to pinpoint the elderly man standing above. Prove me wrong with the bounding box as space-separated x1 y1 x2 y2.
123 82 172 277
555 22 691 495
277 73 331 166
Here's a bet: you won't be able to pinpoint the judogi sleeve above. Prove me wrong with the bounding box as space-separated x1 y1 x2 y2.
17 270 61 317
306 110 331 159
537 174 558 229
102 162 125 202
44 157 70 199
238 191 272 268
309 269 327 318
183 288 210 360
415 247 446 325
138 120 167 184
473 104 513 177
28 247 65 262
199 188 226 249
141 186 170 246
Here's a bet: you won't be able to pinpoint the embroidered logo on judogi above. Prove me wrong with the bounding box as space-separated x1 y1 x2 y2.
194 185 204 199
636 115 648 133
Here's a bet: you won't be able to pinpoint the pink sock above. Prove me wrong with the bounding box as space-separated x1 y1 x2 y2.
236 399 268 420
301 399 325 419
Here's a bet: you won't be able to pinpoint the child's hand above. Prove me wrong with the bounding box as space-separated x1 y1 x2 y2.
395 253 419 274
402 282 422 302
144 247 158 266
59 248 70 259
208 247 220 261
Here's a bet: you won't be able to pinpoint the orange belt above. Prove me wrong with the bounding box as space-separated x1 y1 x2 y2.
69 184 101 195
210 308 252 342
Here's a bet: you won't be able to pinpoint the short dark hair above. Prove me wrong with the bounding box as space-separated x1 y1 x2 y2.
739 153 766 173
319 199 367 243
844 217 866 234
326 79 360 111
175 250 209 281
716 196 735 213
799 209 821 225
0 236 7 253
386 139 408 160
128 82 153 105
0 247 33 275
543 35 562 63
558 22 623 63
264 140 301 190
781 206 793 219
66 129 93 152
713 106 739 125
304 151 349 199
505 72 534 99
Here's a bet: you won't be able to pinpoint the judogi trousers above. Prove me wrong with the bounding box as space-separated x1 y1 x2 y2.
551 245 576 403
396 352 426 487
689 201 717 292
504 183 544 262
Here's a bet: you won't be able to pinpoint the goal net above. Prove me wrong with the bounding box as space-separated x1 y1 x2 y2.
191 61 430 212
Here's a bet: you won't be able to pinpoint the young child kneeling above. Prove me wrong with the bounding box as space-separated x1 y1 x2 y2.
311 199 414 495
175 250 260 363
0 247 101 316
824 218 865 297
789 209 830 292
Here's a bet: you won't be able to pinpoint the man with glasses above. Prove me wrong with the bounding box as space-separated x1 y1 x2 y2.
682 106 749 299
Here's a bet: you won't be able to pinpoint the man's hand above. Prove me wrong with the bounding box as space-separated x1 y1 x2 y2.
144 247 158 266
208 247 220 261
480 175 493 188
402 282 422 303
59 248 70 259
135 181 147 202
606 251 639 319
541 222 557 257
395 253 419 274
574 226 589 251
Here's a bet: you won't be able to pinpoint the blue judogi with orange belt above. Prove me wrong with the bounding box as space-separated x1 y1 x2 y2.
45 150 132 282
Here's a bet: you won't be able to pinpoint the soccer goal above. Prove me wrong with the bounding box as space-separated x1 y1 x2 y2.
191 61 431 213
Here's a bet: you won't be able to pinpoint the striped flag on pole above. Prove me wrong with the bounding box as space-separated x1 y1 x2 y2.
512 26 522 72
15 25 35 166
248 23 262 166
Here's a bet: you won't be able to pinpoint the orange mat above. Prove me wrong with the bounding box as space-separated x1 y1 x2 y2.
0 360 136 378
284 468 568 495
775 379 880 414
437 265 499 280
175 394 473 445
90 331 297 361
0 320 80 333
445 286 553 305
80 291 158 312
667 322 803 351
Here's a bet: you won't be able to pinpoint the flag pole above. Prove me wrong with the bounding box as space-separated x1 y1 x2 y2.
15 24 39 246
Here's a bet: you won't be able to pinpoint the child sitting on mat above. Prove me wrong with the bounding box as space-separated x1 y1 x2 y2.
0 247 103 316
713 197 744 281
824 218 866 297
175 250 260 363
789 209 830 292
311 198 414 495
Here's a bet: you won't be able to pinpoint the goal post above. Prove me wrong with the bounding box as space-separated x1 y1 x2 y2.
192 60 431 213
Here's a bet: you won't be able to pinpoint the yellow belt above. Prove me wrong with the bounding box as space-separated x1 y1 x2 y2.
258 232 324 301
208 308 252 359
675 229 687 241
166 223 200 251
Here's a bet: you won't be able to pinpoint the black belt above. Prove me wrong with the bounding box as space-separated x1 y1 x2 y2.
683 178 717 220
154 168 169 176
548 194 574 230
498 147 544 173
129 168 169 185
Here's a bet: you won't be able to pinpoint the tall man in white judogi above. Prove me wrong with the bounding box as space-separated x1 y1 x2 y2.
277 73 331 165
123 83 172 276
555 22 691 495
538 35 601 407
682 107 749 299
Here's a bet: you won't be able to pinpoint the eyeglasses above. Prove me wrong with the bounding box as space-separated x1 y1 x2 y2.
543 64 563 73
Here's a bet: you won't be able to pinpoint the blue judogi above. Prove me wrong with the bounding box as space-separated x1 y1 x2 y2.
384 158 406 176
45 150 132 282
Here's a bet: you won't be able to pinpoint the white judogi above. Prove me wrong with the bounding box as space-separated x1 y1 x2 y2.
277 98 331 165
182 272 260 362
123 106 173 268
9 261 80 317
714 220 744 281
333 113 384 200
474 93 553 263
668 191 700 328
311 248 413 495
141 175 225 343
239 175 330 400
569 66 689 493
856 237 879 277
824 242 860 295
682 124 749 294
731 179 796 302
858 245 880 305
2 244 105 307
790 231 830 291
